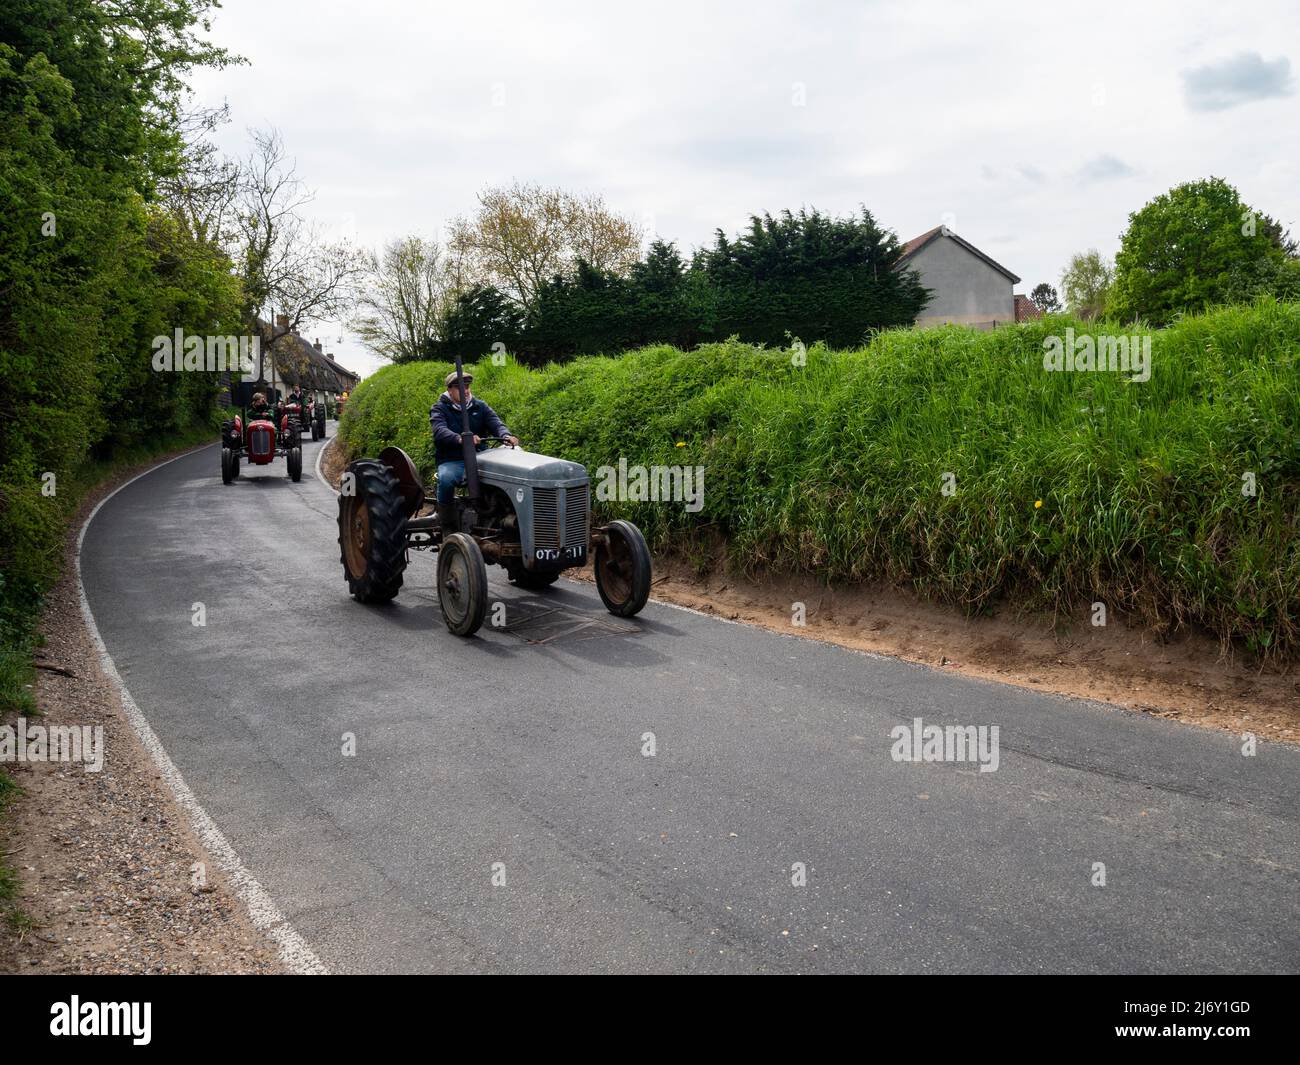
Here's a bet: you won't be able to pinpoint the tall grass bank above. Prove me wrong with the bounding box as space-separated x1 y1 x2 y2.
339 300 1300 658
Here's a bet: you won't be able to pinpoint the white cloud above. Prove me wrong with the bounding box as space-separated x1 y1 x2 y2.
189 0 1300 375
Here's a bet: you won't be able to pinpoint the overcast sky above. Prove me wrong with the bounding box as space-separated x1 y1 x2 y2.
191 0 1299 377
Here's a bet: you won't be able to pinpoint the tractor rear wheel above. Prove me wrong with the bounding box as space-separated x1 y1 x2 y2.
338 459 408 603
288 446 303 481
221 447 233 484
594 520 651 617
437 533 488 636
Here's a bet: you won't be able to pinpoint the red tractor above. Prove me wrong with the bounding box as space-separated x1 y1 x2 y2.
284 390 328 441
307 393 328 441
220 386 303 484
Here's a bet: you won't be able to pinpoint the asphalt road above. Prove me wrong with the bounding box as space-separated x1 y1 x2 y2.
79 429 1300 973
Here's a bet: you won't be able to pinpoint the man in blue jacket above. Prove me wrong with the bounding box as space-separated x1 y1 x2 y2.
429 370 519 525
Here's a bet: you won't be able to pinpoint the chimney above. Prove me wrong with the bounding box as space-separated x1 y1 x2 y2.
275 314 289 332
314 338 323 351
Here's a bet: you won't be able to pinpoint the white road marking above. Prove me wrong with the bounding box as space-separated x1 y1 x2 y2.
76 445 328 975
314 423 339 496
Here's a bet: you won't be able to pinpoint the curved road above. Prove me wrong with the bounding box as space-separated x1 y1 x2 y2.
80 430 1300 973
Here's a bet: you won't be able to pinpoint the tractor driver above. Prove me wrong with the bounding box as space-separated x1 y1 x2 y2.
286 384 310 427
248 391 273 420
429 369 519 527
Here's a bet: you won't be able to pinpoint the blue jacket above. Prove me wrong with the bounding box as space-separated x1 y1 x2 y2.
429 392 512 464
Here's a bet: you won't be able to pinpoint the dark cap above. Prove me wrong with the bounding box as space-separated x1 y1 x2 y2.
445 370 472 389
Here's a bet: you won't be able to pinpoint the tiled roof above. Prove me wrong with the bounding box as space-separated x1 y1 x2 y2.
899 225 945 260
1014 294 1043 321
897 226 1021 284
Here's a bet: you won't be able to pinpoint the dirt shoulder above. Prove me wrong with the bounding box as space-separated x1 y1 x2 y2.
325 441 1298 742
0 445 284 974
618 560 1300 742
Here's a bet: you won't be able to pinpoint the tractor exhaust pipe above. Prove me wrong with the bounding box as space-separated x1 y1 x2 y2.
454 354 481 503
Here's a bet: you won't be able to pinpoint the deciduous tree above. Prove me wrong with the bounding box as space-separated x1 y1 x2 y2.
353 236 456 363
1059 250 1113 320
231 128 363 379
448 182 641 313
1030 282 1061 314
1108 177 1287 324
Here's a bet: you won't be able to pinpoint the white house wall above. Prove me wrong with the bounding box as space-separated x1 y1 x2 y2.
907 236 1015 327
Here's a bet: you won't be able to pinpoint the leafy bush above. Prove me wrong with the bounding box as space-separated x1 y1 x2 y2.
0 3 240 738
342 299 1300 658
1109 178 1294 324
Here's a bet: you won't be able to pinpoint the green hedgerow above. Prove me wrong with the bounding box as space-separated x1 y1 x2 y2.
339 299 1300 658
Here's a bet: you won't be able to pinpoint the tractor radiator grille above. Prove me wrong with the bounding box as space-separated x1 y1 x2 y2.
533 487 559 548
250 427 271 455
565 485 589 547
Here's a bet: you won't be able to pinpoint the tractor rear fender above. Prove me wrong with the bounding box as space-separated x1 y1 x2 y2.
378 446 426 518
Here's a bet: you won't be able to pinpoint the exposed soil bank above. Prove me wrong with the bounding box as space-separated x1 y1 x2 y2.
605 559 1300 742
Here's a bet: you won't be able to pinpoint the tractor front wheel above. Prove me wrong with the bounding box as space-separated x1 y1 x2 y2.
338 459 408 603
437 533 488 636
594 520 651 617
288 446 303 482
221 447 233 484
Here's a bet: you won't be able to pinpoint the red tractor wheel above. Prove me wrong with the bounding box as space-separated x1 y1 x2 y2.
288 447 302 482
221 447 234 484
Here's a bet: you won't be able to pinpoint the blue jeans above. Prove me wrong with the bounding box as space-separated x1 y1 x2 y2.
436 460 465 504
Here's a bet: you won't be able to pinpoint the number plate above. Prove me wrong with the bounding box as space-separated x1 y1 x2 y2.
535 545 586 562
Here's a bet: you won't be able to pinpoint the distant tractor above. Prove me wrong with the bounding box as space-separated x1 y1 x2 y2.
220 384 303 484
309 393 328 440
284 394 327 441
336 361 651 636
285 398 311 439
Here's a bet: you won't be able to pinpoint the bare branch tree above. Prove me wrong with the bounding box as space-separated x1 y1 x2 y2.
448 181 642 313
351 236 456 363
231 128 364 377
158 103 240 247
